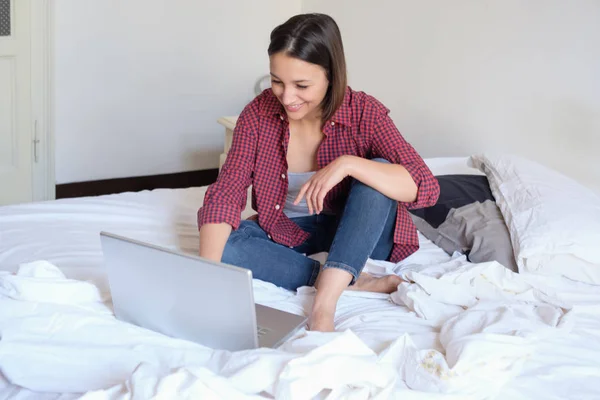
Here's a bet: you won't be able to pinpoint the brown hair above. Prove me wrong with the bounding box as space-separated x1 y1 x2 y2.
268 13 347 124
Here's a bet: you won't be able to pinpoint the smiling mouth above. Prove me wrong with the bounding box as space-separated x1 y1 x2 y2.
285 103 304 112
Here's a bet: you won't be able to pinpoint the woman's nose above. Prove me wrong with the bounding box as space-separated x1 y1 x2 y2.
281 88 296 105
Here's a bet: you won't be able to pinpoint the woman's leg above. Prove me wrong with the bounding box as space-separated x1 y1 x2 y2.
221 214 335 291
311 158 402 331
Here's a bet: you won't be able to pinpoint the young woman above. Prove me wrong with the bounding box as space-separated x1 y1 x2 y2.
198 13 439 332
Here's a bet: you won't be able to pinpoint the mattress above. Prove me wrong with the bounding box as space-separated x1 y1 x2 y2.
1 157 599 399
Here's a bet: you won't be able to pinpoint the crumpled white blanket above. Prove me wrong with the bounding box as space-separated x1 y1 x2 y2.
0 258 575 399
388 255 573 395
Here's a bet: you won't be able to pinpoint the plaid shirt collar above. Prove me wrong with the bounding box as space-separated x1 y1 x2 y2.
258 87 353 127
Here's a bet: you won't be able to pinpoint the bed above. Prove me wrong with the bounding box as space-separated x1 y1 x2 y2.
1 156 599 400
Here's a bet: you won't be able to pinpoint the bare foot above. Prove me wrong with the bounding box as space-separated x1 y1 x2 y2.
346 273 402 294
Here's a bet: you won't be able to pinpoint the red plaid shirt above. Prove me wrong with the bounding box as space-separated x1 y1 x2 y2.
198 87 440 263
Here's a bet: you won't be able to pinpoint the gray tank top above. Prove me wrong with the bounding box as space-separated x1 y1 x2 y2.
283 172 317 218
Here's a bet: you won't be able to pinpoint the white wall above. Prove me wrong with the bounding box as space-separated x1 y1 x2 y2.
53 0 301 184
303 0 600 192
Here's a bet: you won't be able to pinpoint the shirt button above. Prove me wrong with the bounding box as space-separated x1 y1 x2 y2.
331 121 335 126
275 204 280 210
267 234 272 239
280 115 284 121
281 173 286 179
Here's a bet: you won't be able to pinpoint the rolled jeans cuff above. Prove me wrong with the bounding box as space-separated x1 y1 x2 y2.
307 260 322 287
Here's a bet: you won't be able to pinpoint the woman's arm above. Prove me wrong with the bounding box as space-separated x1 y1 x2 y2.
342 155 417 202
199 222 232 262
197 102 259 255
367 112 440 209
293 154 419 215
295 107 438 215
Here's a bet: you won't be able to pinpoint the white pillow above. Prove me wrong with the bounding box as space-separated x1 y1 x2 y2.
423 157 485 176
468 154 600 284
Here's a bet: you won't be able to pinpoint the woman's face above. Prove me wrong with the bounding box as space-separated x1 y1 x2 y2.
269 52 329 122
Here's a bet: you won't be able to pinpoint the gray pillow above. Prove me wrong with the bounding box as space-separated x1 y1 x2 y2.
409 175 495 228
412 200 518 272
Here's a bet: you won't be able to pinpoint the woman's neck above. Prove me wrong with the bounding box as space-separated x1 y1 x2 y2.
291 117 322 132
291 108 324 131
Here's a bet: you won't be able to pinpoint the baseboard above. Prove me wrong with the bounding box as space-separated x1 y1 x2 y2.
56 168 219 199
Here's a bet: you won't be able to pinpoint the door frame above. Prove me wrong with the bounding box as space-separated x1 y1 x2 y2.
30 0 54 201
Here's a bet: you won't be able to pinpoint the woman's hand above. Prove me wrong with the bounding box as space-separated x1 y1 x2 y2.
294 155 354 214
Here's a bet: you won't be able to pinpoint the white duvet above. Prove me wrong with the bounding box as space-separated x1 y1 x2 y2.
3 255 596 400
1 160 600 399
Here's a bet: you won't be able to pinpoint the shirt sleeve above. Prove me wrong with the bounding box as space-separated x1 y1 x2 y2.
197 101 258 230
369 108 440 210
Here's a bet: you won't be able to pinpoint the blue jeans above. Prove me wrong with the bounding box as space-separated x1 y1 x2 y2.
221 159 398 291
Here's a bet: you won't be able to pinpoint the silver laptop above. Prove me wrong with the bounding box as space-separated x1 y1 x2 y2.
100 232 307 351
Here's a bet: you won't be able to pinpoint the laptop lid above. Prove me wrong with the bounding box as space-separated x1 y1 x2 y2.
100 231 259 351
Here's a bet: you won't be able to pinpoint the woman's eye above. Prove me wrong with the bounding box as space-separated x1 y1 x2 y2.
271 80 282 85
297 85 308 89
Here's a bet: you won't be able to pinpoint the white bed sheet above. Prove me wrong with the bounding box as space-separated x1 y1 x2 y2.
1 157 599 399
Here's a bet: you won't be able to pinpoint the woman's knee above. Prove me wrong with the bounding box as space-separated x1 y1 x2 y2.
227 220 265 242
350 178 394 206
349 157 393 200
